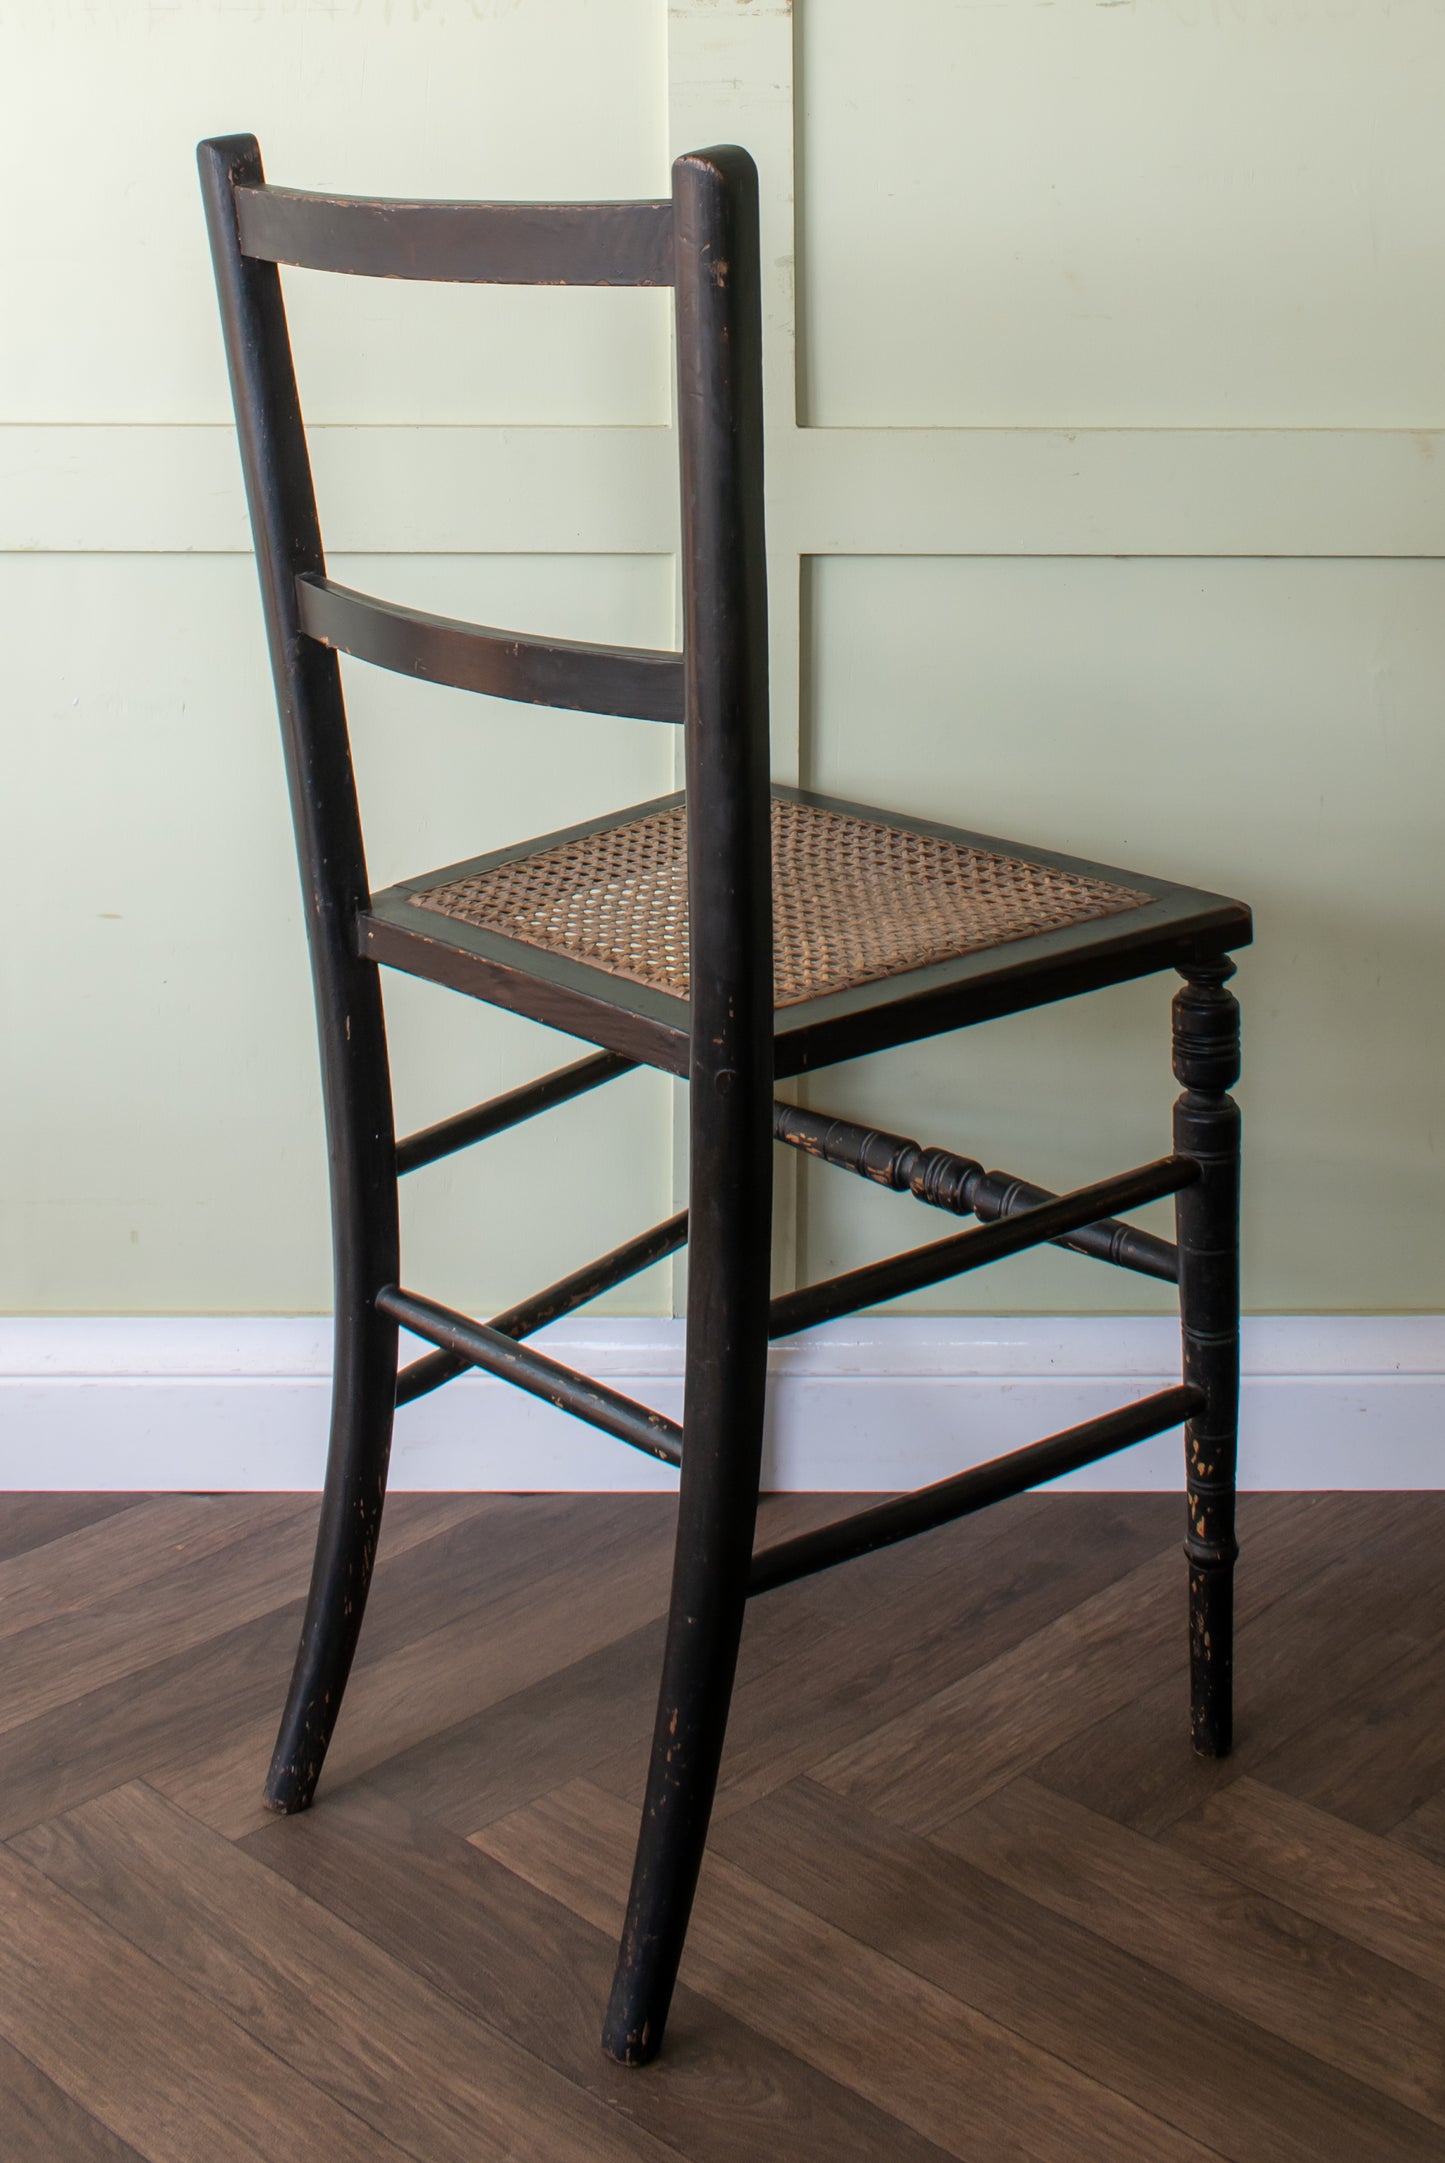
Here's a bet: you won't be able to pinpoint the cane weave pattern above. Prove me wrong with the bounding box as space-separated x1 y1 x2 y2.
409 797 1151 1007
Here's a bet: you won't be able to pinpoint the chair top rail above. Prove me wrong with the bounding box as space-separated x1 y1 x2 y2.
234 183 675 286
296 574 685 723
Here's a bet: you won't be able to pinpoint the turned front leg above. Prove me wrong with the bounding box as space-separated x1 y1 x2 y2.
1173 960 1242 1757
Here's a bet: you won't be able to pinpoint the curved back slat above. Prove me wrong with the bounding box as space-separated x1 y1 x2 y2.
235 184 674 286
296 574 685 723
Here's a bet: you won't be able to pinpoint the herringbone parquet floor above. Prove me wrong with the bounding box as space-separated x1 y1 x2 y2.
2 1486 1442 2160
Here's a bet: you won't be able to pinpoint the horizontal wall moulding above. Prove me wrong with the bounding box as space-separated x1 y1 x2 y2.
3 1315 1441 1494
5 425 1445 559
778 427 1445 561
0 425 681 556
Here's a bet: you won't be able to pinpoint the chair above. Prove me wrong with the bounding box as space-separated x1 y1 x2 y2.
199 133 1250 2066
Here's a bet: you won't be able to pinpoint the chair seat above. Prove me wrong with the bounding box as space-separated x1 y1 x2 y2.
362 785 1251 1077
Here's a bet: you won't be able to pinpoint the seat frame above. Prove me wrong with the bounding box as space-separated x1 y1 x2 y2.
200 131 1249 2067
365 779 1249 1077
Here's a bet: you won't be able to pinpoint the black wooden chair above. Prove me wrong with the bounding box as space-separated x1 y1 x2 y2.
200 133 1250 2066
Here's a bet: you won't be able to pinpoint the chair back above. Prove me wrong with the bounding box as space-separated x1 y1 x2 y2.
197 135 773 1132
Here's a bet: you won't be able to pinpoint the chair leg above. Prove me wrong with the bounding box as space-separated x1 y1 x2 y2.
1172 959 1242 1758
601 1189 770 2064
264 989 400 1814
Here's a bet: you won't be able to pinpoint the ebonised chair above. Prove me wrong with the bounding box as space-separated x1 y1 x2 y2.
200 133 1250 2067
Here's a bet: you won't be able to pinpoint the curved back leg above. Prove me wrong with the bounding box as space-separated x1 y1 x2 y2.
602 1160 771 2063
603 144 773 2065
199 134 403 1813
264 988 399 1813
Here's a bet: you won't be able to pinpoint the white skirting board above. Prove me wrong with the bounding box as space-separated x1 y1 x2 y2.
0 1316 1441 1492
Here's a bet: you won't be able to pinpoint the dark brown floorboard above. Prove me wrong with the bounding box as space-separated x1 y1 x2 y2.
0 1495 490 1837
0 1493 149 1566
0 1846 416 2161
591 1492 1178 1820
934 1776 1445 2130
1168 1777 1445 1986
0 1487 1437 2161
0 2033 147 2163
477 1775 1221 2162
714 1777 1443 2163
1389 1786 1445 1871
1025 1492 1432 1835
1249 1622 1445 1835
0 1493 309 1648
244 1782 956 2163
15 1783 685 2163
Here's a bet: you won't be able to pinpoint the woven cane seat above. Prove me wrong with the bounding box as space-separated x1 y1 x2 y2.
407 794 1150 1009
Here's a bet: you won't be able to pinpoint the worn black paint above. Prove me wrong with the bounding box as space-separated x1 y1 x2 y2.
601 147 775 2069
296 576 685 724
235 182 675 285
394 1210 688 1408
200 135 401 1819
378 1286 683 1468
1173 962 1243 1757
749 1386 1203 1596
396 1049 633 1178
768 1156 1197 1342
202 128 1250 2070
772 1099 1179 1282
360 780 1252 1085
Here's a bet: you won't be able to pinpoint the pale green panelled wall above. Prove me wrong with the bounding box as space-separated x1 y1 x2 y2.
1 0 679 1317
799 4 1445 430
4 551 678 1315
802 555 1445 1314
4 0 1444 1318
792 1 1445 1314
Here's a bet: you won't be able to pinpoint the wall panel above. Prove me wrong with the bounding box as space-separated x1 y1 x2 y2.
5 0 1440 1325
798 0 1445 427
800 554 1445 1312
0 551 676 1314
2 0 669 424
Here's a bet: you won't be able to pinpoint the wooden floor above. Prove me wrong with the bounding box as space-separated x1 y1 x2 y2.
2 1489 1443 2161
